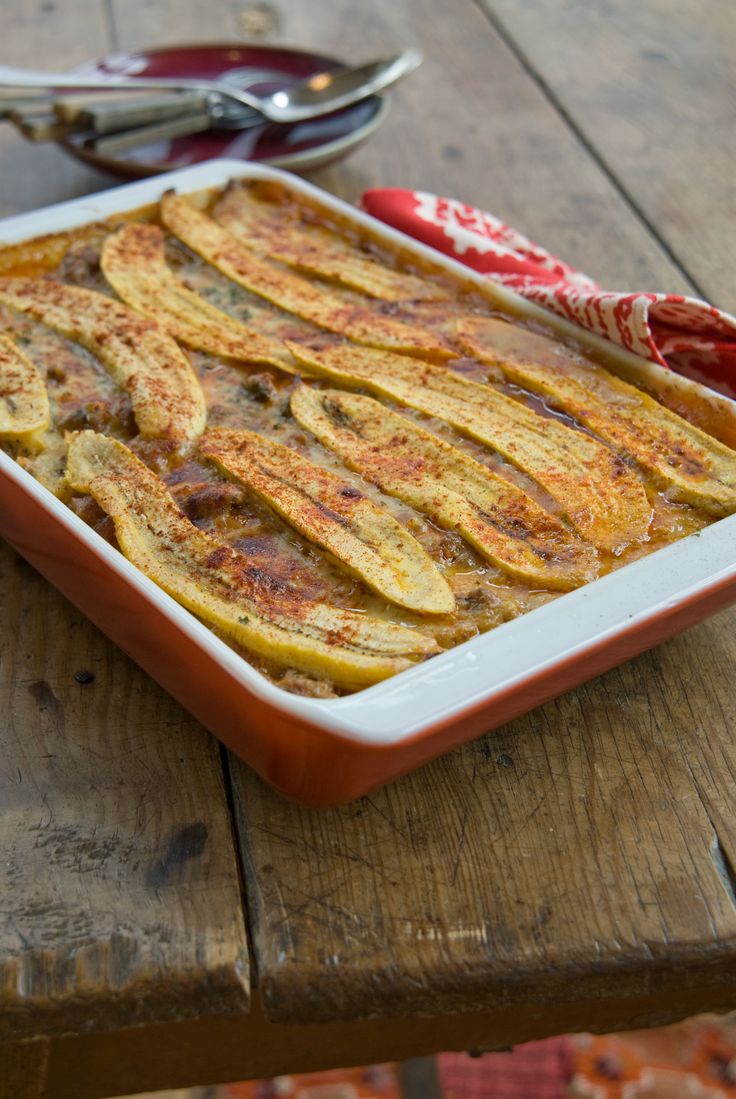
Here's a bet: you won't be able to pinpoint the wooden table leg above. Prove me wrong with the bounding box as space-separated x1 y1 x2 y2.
399 1057 444 1099
0 1040 50 1099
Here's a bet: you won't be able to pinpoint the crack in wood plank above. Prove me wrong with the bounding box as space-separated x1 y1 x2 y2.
473 0 704 298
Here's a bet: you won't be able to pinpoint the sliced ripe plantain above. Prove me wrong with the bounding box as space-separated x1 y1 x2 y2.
101 223 298 375
17 433 69 497
286 341 652 554
0 278 206 439
161 192 451 359
213 185 446 302
0 333 67 494
66 430 437 688
0 333 50 442
456 316 736 516
291 386 599 591
199 426 455 614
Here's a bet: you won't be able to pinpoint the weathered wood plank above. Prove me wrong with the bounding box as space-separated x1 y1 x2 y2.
0 543 250 1040
109 0 697 294
231 607 736 1024
1 0 250 1047
0 0 114 218
39 987 736 1099
399 1057 443 1099
179 0 736 1032
644 620 736 896
109 0 247 48
481 0 736 308
0 1040 49 1099
3 0 735 1079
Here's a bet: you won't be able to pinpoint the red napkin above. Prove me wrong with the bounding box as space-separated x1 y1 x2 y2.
361 189 736 394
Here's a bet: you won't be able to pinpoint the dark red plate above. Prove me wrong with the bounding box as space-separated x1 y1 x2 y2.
60 44 390 177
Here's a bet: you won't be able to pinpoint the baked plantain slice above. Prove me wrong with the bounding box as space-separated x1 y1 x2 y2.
17 433 69 497
286 341 652 553
0 333 50 441
198 426 455 614
101 223 298 375
161 193 451 359
291 386 599 591
213 185 446 302
0 278 206 439
66 431 437 688
456 316 736 516
0 332 65 493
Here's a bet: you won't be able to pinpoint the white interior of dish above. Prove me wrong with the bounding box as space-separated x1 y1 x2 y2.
2 159 735 747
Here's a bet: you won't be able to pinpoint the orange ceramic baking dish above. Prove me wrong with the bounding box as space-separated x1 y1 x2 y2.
2 159 735 806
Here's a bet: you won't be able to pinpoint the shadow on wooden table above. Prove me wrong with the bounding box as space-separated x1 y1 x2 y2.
121 1014 736 1099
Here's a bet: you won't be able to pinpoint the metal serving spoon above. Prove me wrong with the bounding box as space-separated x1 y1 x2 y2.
0 49 422 126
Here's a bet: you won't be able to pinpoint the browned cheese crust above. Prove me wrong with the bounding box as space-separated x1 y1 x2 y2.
101 222 298 374
286 341 653 554
161 192 453 359
66 430 438 689
199 426 455 614
290 385 599 592
0 180 730 696
456 317 736 515
0 333 50 441
213 183 447 302
0 277 206 439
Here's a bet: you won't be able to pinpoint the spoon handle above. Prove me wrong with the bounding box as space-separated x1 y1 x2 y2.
0 66 262 111
55 91 207 131
91 108 214 156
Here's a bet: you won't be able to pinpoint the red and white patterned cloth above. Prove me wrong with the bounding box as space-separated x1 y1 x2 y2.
361 189 736 393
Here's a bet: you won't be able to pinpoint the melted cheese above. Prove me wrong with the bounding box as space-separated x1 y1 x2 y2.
66 430 438 688
0 277 206 439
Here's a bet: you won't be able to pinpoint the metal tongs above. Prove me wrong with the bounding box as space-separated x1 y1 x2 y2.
0 50 421 155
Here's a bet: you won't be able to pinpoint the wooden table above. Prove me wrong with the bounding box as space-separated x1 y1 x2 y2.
2 2 735 1096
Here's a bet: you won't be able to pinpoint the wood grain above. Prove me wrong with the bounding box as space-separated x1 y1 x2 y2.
109 0 697 294
39 987 736 1099
231 606 736 1023
0 1040 49 1099
481 0 736 308
399 1057 443 1099
109 0 736 1038
0 0 114 218
183 0 736 1031
109 0 247 49
2 0 736 1086
1 0 250 1050
0 543 250 1041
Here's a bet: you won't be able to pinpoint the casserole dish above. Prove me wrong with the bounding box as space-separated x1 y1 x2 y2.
1 158 735 806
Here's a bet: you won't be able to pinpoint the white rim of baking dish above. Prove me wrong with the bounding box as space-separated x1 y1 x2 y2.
2 158 735 748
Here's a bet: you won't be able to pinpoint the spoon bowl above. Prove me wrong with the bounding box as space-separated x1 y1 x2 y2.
260 50 421 123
